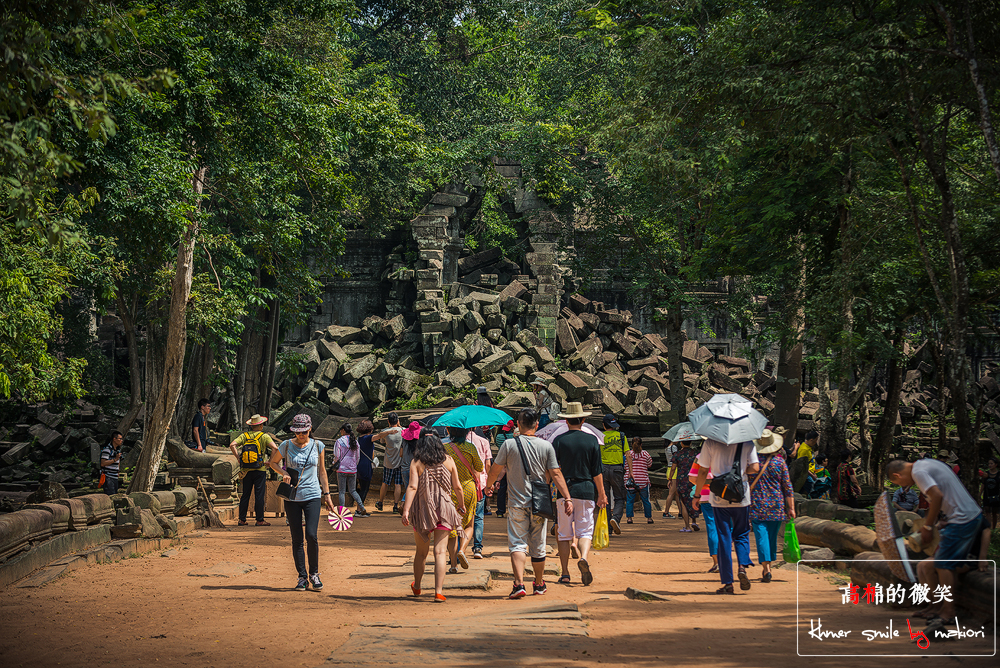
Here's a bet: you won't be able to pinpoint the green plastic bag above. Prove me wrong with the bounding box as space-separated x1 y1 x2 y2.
593 508 610 550
783 519 802 563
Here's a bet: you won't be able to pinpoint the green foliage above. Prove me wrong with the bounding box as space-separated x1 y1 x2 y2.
276 349 308 378
394 387 435 411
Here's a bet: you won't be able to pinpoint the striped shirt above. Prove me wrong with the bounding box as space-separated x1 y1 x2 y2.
100 444 121 480
628 450 652 487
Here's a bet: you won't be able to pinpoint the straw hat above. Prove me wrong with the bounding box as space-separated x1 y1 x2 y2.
905 517 942 556
245 414 267 426
937 449 959 464
754 428 784 454
558 402 592 419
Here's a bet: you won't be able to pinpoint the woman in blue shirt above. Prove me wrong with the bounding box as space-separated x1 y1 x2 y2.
269 413 335 591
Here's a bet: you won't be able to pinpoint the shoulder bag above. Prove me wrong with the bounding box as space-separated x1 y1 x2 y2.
514 436 557 521
708 442 746 504
276 440 317 501
748 454 773 494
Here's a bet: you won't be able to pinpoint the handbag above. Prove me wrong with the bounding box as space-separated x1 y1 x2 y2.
514 436 557 521
708 443 746 504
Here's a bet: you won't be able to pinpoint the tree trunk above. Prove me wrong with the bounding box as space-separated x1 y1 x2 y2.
773 237 806 435
858 396 871 476
128 164 207 493
869 334 904 484
115 290 144 437
258 298 280 415
663 301 687 419
142 301 167 441
171 337 215 441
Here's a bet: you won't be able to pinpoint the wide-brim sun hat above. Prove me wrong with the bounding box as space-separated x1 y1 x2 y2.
402 421 422 440
558 402 592 419
289 414 312 432
754 428 784 454
245 414 268 426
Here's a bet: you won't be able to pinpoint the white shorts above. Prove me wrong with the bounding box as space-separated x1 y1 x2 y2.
557 499 596 541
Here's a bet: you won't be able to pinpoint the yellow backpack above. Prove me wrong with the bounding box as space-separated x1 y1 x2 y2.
239 432 266 469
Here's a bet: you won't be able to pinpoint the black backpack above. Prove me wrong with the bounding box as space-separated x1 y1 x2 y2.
708 443 746 503
239 432 267 470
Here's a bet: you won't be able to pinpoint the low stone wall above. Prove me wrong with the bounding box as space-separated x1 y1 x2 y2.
0 487 236 589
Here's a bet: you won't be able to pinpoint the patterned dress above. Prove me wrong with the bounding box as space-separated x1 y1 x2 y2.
672 445 701 519
750 454 794 522
446 441 483 530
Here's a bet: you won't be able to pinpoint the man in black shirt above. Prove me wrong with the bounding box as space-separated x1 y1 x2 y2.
551 402 607 586
191 398 211 451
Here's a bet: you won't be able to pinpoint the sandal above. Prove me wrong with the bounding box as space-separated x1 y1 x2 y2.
626 518 633 524
716 584 735 595
410 582 421 596
691 523 700 532
679 527 693 532
558 574 571 585
762 572 772 583
708 565 719 573
570 544 580 559
448 566 458 575
647 519 654 524
578 559 593 586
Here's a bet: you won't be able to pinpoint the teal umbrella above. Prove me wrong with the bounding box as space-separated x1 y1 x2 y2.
433 405 514 429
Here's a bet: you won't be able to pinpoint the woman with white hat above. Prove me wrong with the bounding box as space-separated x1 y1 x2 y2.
750 428 795 583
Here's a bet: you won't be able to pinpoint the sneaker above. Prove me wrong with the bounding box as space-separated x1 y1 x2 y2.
609 518 621 535
375 501 383 511
294 577 308 591
392 505 400 514
472 549 484 559
355 509 371 518
508 584 527 599
309 573 323 591
484 508 493 516
533 581 547 596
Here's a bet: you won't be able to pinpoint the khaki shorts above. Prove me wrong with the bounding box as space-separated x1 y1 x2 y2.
506 506 547 559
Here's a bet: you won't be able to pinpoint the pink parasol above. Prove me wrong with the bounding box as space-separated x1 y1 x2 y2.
328 506 354 531
535 420 605 444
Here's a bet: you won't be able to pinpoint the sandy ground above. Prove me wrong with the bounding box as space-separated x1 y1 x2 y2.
0 509 994 668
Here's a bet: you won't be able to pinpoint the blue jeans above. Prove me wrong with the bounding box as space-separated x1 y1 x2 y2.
473 497 485 551
701 503 719 556
753 519 783 563
935 513 985 570
714 505 753 585
626 485 652 518
337 472 365 510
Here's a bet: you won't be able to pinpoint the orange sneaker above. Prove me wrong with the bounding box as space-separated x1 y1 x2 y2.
410 582 421 596
434 593 447 602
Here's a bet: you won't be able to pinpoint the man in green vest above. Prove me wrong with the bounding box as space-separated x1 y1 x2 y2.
600 413 628 535
230 414 278 526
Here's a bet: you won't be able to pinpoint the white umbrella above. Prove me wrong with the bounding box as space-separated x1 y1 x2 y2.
535 420 605 444
662 421 701 442
688 393 766 444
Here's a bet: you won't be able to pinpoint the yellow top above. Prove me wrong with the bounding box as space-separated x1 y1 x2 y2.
601 430 628 466
796 442 813 460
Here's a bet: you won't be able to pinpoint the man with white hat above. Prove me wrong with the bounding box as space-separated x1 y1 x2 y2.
230 414 278 526
551 402 607 586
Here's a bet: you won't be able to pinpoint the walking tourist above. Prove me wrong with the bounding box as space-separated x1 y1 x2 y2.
886 458 986 628
625 436 653 524
688 461 718 572
444 427 484 571
749 429 795 583
551 402 606 586
333 422 369 516
270 414 335 591
230 413 277 526
671 440 699 532
486 408 573 599
600 413 628 535
99 430 124 495
400 421 421 504
469 428 492 558
356 419 377 509
375 412 404 514
661 441 681 518
401 431 466 602
692 438 760 594
493 420 516 518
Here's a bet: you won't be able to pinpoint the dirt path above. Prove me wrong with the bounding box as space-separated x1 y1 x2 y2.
0 512 993 667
